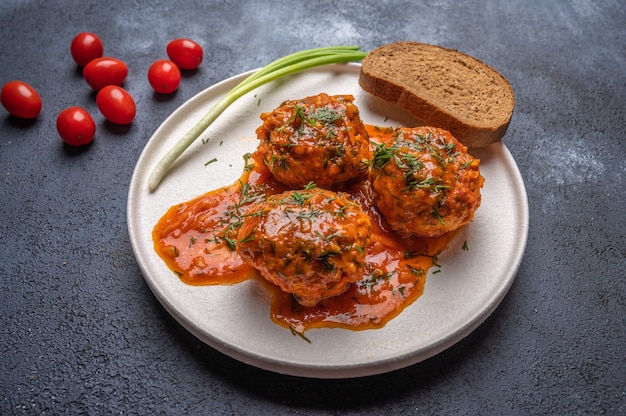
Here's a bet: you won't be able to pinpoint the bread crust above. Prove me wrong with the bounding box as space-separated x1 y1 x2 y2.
359 42 514 147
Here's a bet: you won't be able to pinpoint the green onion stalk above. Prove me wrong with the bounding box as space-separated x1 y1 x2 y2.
148 46 368 191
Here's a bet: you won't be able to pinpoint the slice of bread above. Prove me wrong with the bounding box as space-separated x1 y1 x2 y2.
359 42 514 147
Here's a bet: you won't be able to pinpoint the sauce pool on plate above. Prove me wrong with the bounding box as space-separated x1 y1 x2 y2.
152 125 456 334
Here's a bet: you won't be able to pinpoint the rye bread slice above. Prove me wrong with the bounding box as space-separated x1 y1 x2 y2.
359 42 514 147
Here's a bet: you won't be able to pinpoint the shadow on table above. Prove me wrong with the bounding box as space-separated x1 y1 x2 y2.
161 301 501 411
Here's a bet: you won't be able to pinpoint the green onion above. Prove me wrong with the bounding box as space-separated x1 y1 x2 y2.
148 45 368 191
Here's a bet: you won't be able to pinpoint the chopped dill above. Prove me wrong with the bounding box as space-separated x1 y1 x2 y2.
313 106 342 124
432 209 445 226
224 237 237 251
366 141 397 170
290 191 310 206
290 326 311 343
239 229 256 244
408 265 425 276
292 104 314 125
242 152 254 172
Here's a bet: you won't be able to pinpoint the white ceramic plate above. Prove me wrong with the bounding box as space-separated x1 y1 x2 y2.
127 64 528 379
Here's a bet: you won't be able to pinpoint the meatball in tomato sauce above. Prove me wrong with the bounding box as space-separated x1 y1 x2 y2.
236 187 371 307
367 126 484 238
255 93 371 189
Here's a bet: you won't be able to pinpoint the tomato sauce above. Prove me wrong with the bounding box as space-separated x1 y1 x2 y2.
153 125 456 334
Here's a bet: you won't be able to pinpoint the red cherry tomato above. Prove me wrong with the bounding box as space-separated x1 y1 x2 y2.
83 57 128 91
166 38 203 70
70 32 104 67
56 107 96 146
1 80 42 119
96 85 136 125
147 60 181 94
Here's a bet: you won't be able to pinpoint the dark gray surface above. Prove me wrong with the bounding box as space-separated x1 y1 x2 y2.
1 0 624 414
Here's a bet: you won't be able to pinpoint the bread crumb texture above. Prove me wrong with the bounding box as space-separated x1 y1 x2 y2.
359 42 514 147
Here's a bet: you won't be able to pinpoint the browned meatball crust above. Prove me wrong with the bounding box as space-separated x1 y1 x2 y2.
255 93 371 189
367 126 484 238
236 187 371 306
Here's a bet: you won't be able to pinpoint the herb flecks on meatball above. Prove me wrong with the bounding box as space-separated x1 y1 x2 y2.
255 93 371 190
236 186 371 306
366 126 484 238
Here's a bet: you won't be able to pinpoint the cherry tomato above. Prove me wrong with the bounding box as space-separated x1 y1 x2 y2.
56 107 96 146
166 38 203 70
83 57 128 91
1 80 42 119
70 32 104 67
96 85 136 124
147 60 181 94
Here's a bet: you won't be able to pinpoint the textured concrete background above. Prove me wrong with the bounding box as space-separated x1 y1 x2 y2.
1 0 624 414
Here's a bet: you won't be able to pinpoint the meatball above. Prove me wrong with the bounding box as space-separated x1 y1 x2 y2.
236 187 371 306
367 126 484 238
255 93 371 189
